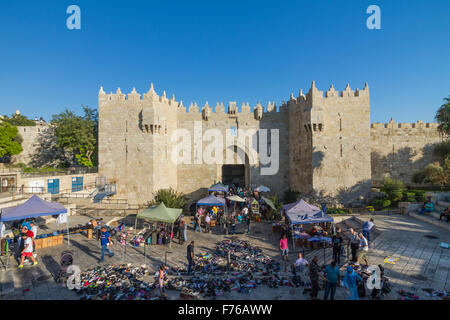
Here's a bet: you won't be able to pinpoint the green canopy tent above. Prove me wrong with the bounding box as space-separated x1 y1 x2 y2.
134 202 182 248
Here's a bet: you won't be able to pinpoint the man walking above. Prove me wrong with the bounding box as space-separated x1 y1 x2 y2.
205 213 211 233
187 241 195 274
292 253 309 279
99 226 114 262
246 214 251 234
309 256 321 300
362 218 374 244
349 228 359 262
183 220 188 243
356 232 369 266
194 213 202 233
332 228 343 265
323 260 340 300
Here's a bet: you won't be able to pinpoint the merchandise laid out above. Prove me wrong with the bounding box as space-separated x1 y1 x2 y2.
66 239 306 300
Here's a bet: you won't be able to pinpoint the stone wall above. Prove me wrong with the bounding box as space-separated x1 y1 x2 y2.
99 84 290 205
97 81 442 206
370 120 443 185
11 123 50 165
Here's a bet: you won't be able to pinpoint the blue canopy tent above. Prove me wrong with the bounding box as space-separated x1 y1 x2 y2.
208 183 229 193
282 199 333 248
196 194 225 207
0 195 70 246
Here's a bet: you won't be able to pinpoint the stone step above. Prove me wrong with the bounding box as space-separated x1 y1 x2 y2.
437 200 450 208
408 211 450 232
0 270 15 296
433 205 447 213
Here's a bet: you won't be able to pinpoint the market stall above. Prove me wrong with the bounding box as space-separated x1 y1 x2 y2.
208 183 229 194
0 195 69 248
134 202 182 249
254 185 270 193
196 194 226 224
282 199 334 250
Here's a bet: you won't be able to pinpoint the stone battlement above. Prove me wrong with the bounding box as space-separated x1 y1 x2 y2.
371 119 439 130
99 81 369 115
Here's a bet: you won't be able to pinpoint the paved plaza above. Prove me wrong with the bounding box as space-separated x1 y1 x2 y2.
0 213 449 300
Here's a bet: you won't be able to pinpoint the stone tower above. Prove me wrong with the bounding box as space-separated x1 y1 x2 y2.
98 84 179 204
288 82 371 203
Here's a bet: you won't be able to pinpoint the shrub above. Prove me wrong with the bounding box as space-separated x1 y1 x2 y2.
412 170 429 184
146 188 188 209
381 177 405 202
371 199 391 209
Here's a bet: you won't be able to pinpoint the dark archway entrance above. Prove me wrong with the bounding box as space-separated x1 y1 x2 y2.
222 164 246 188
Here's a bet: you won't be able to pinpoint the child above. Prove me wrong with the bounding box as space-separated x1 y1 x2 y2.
18 234 38 268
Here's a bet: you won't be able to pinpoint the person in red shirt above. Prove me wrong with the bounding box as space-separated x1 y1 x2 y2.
21 226 34 239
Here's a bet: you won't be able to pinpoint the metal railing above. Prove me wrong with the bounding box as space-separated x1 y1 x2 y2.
20 167 98 177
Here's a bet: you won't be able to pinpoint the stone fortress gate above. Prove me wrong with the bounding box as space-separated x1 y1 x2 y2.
98 81 443 205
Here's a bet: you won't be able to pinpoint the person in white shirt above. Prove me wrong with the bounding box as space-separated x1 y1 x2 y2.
292 253 309 277
356 233 369 266
18 234 38 268
30 222 37 240
205 214 211 233
30 221 38 257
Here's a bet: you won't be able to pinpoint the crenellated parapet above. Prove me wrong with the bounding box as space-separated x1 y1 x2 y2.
99 83 285 120
370 119 440 131
286 81 370 110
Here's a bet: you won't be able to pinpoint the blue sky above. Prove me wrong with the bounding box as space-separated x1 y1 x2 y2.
0 0 449 123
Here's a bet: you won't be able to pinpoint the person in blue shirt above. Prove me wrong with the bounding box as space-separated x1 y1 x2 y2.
99 226 114 262
362 218 374 243
323 260 340 300
344 266 363 300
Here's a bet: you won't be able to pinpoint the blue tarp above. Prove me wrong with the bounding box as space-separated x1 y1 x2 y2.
197 194 226 206
283 199 333 225
0 195 67 222
208 183 229 193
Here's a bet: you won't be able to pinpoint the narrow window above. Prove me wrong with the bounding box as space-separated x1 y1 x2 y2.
339 118 342 131
340 144 343 157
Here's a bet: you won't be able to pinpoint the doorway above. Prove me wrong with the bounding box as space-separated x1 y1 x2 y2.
222 165 246 188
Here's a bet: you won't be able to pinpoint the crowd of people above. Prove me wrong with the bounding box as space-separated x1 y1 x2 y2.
285 218 376 300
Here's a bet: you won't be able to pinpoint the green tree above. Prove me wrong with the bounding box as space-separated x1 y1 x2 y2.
433 140 450 160
51 106 98 167
147 188 188 209
436 96 450 135
380 177 405 202
2 113 36 126
0 122 23 160
423 158 450 191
